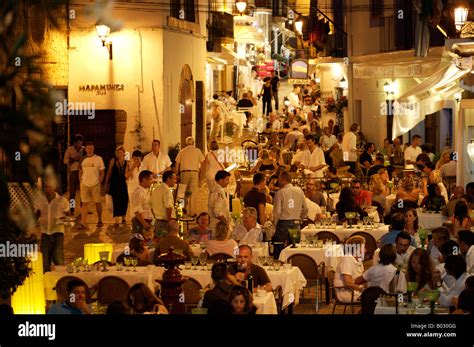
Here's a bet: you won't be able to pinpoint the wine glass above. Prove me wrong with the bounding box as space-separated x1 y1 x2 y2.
267 257 274 270
124 257 130 271
191 256 199 270
199 252 208 270
132 257 138 272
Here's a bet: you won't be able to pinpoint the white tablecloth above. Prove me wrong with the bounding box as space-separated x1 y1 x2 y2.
253 292 278 314
417 209 448 229
191 245 269 260
301 225 389 243
158 266 306 310
44 266 160 301
279 244 343 269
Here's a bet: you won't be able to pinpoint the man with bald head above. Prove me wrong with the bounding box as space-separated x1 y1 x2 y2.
442 186 465 217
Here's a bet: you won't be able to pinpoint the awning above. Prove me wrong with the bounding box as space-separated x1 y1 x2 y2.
207 45 238 65
234 25 265 44
392 57 472 139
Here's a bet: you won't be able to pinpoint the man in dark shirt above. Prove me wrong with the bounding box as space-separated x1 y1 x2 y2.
202 263 233 314
359 142 374 176
227 245 272 292
367 156 385 177
270 70 280 110
243 173 267 225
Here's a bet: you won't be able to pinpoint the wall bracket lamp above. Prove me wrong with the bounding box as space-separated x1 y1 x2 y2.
96 21 113 60
455 92 462 103
383 81 395 97
236 0 247 15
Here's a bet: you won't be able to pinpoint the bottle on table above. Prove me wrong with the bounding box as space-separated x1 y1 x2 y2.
247 273 254 292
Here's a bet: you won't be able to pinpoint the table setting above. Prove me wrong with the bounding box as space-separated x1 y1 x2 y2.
279 242 343 269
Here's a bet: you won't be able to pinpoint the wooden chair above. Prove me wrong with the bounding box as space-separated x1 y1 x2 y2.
360 286 385 314
54 276 92 304
182 277 203 314
287 254 325 311
349 231 377 260
97 276 130 314
315 231 341 244
327 270 361 314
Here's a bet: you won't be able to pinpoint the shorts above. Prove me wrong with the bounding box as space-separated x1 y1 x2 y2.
80 184 101 203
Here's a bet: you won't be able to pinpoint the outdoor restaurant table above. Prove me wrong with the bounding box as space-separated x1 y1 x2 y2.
279 244 343 269
191 244 269 260
156 266 306 310
43 266 161 301
417 209 448 229
253 291 278 314
111 243 155 263
301 224 389 243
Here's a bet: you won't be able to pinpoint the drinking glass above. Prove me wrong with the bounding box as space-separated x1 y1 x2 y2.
191 256 199 270
185 261 192 270
357 220 363 228
132 258 138 272
124 257 131 271
315 220 321 228
267 257 274 270
258 256 266 266
273 261 281 271
199 253 208 270
116 262 123 271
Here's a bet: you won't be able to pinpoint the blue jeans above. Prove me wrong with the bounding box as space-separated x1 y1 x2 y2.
41 233 64 272
274 220 300 259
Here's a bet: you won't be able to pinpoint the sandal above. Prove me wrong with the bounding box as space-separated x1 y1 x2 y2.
97 221 104 228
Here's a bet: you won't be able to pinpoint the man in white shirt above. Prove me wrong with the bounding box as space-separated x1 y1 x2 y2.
34 179 70 272
306 134 327 177
63 134 84 215
373 232 416 271
151 170 177 238
439 255 468 308
269 112 281 130
273 170 308 257
342 123 359 174
288 85 301 109
320 127 337 151
175 137 205 217
233 207 262 245
208 170 231 234
291 142 311 169
404 134 422 165
440 152 457 177
458 230 474 274
126 150 145 201
142 140 172 177
78 142 105 229
130 170 154 233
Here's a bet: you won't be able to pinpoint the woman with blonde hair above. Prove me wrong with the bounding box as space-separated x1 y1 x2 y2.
428 169 449 203
396 176 421 203
202 141 226 190
105 146 129 227
436 150 451 170
250 149 277 174
206 220 239 257
370 174 388 207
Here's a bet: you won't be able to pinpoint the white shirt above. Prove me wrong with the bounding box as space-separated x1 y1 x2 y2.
342 132 357 162
233 224 263 245
33 192 69 234
206 239 239 257
334 255 364 302
437 182 449 204
440 161 457 177
306 198 322 221
272 119 281 130
176 145 205 171
63 146 84 171
80 155 105 187
404 145 422 164
131 185 153 220
320 134 337 150
151 183 175 220
466 245 474 274
291 150 311 168
308 146 326 177
373 246 415 272
285 130 304 148
273 184 308 224
205 150 225 180
208 184 230 231
127 162 145 194
362 263 398 292
288 92 300 108
439 272 468 308
142 151 172 175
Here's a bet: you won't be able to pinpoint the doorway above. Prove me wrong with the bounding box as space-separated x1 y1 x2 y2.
179 65 194 146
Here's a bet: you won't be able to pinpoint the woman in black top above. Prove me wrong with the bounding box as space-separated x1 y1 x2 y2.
250 149 277 174
105 146 129 227
260 77 273 116
336 187 368 221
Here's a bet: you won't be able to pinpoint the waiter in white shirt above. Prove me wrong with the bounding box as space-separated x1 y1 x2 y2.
404 135 422 166
273 170 308 258
151 170 177 238
130 170 154 233
142 140 172 178
208 170 231 234
175 137 205 217
342 123 360 174
305 134 327 177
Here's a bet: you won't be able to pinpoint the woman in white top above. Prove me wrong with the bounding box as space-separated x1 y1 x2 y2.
333 236 366 303
355 244 404 293
202 141 226 190
125 150 145 198
206 220 239 257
